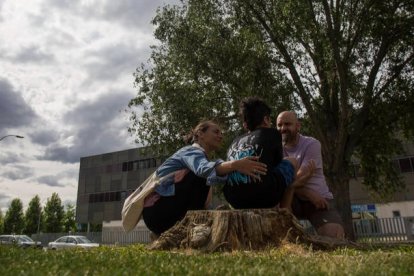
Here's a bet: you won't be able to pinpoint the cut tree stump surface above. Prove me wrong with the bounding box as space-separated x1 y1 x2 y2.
148 208 352 252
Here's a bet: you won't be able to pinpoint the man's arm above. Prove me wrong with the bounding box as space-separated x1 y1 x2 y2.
291 159 315 188
296 187 329 209
294 140 329 209
280 159 315 210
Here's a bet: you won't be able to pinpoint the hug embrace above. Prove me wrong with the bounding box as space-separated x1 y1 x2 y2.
122 97 344 239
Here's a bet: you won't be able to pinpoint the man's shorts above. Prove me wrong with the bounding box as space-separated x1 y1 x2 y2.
292 197 343 229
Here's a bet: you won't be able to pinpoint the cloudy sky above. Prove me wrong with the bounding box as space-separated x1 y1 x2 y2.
0 0 178 212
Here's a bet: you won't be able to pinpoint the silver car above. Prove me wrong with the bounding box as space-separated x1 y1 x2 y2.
48 235 99 250
0 235 42 248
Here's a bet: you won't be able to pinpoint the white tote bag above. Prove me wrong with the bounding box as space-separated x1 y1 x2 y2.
121 171 177 232
121 172 159 232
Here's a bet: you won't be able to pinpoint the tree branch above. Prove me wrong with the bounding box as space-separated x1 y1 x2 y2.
243 2 320 128
374 51 414 99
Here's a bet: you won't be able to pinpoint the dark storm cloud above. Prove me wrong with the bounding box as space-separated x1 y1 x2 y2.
59 168 79 179
40 146 74 163
36 175 65 187
0 165 35 180
0 79 38 130
44 0 180 32
33 169 77 188
96 0 181 30
11 46 55 64
0 193 11 210
0 152 26 165
29 128 60 146
40 90 135 163
0 1 7 23
83 43 149 83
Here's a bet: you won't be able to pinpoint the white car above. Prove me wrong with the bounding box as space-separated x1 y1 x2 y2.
48 235 99 250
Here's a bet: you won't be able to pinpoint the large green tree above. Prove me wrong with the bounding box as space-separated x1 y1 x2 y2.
0 209 4 234
4 199 24 234
129 0 414 238
24 195 42 235
63 203 77 233
43 193 64 233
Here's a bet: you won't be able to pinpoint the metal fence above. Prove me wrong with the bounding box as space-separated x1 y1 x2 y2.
353 216 414 242
100 217 414 245
101 227 151 245
31 217 414 246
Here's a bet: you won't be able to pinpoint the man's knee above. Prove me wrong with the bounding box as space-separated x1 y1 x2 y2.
317 223 345 239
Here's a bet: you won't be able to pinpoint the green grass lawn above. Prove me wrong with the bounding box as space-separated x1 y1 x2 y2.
1 243 414 275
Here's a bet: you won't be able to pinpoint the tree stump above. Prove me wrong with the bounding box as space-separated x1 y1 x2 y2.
148 208 351 252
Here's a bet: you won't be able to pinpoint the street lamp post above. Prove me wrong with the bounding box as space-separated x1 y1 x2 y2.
36 208 42 240
0 135 24 141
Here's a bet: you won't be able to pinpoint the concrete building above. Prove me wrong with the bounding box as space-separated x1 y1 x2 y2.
75 147 163 228
349 141 414 219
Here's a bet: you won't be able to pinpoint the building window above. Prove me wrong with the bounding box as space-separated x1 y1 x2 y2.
89 191 124 203
392 160 400 173
392 210 401 217
399 158 412 173
127 161 133 171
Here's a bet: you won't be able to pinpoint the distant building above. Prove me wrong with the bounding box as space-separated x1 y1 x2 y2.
75 147 162 228
349 141 414 219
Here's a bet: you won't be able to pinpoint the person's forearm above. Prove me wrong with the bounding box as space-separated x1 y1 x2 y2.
291 160 316 189
215 157 267 180
215 160 236 176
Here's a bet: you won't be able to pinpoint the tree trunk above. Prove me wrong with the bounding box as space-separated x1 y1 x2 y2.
327 175 355 241
149 208 351 252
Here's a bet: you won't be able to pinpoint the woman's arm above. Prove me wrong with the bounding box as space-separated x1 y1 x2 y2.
180 147 267 182
215 156 267 181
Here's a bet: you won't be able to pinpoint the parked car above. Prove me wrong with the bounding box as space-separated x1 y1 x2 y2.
48 235 99 250
0 235 42 248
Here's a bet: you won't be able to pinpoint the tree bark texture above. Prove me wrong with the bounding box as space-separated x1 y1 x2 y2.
326 174 355 241
149 209 351 252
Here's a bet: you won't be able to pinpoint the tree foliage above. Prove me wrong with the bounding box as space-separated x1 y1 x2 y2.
129 0 297 155
43 193 64 233
129 0 414 237
63 203 77 233
0 209 4 234
24 195 42 235
4 199 24 234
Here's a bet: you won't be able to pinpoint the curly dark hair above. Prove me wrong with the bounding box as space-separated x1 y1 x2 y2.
239 97 271 131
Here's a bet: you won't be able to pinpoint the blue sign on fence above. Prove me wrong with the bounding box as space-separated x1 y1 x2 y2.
352 204 377 213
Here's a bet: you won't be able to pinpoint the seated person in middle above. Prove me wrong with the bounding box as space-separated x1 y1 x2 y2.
223 97 301 209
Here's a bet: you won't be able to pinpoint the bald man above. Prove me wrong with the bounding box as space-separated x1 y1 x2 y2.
276 111 345 239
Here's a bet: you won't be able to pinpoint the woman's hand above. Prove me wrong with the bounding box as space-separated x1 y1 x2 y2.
233 156 267 181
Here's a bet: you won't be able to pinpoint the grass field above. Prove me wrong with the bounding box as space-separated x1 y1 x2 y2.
1 243 414 275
